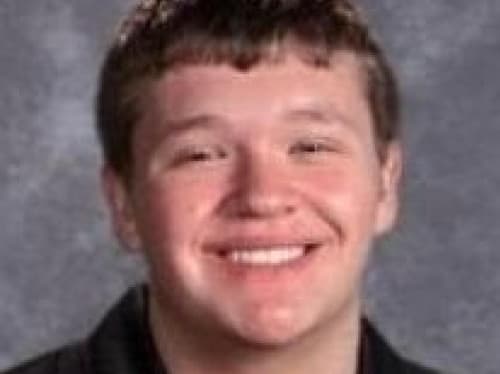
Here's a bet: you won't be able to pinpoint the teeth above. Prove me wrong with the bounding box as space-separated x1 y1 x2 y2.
227 246 305 265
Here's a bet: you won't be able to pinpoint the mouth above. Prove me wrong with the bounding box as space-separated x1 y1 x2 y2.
214 243 320 267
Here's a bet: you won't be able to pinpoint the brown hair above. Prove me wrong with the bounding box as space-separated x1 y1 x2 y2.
96 0 400 179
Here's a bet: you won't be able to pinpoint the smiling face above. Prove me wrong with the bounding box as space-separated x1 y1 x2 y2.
104 52 401 348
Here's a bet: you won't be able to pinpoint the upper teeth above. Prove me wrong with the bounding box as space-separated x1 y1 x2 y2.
227 246 305 265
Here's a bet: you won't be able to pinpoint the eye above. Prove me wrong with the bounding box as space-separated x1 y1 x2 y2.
289 138 337 155
171 145 227 166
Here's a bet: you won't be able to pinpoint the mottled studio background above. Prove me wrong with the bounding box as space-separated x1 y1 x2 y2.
1 1 499 373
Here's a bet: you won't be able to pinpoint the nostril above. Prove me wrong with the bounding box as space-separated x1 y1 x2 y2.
233 192 297 218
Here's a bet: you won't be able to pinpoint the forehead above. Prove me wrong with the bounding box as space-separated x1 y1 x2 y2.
143 51 370 124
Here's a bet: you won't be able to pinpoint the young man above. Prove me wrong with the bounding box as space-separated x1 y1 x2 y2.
5 0 441 373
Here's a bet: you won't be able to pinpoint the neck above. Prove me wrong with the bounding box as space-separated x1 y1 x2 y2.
148 293 362 374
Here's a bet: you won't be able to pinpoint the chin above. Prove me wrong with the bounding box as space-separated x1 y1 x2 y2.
231 327 308 349
220 293 359 350
221 306 319 349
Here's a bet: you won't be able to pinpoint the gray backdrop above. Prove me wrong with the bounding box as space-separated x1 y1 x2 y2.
1 1 499 373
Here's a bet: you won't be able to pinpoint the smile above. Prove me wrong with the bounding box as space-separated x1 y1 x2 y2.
215 244 319 266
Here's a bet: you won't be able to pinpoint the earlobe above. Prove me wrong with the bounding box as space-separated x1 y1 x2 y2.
101 166 142 251
375 142 403 235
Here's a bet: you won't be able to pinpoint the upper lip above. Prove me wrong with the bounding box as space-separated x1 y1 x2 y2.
203 235 324 255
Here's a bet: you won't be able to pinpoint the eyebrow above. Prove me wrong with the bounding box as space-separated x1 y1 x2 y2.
161 114 223 139
159 104 354 139
283 106 354 129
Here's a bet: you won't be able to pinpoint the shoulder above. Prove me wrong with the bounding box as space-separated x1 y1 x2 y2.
2 343 88 374
2 285 154 374
401 360 442 374
363 319 443 374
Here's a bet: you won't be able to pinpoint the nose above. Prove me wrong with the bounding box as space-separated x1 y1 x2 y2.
223 152 297 219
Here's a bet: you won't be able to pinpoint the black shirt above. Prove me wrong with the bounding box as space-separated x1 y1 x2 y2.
3 286 441 374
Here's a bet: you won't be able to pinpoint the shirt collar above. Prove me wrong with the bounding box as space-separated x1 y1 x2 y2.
87 286 406 374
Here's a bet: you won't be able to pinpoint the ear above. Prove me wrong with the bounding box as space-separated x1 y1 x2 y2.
101 165 142 251
375 142 403 235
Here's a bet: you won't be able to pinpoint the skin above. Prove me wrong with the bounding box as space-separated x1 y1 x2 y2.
103 51 402 374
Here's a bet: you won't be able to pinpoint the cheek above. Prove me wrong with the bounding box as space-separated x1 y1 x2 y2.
301 166 381 233
132 182 213 288
135 176 224 250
